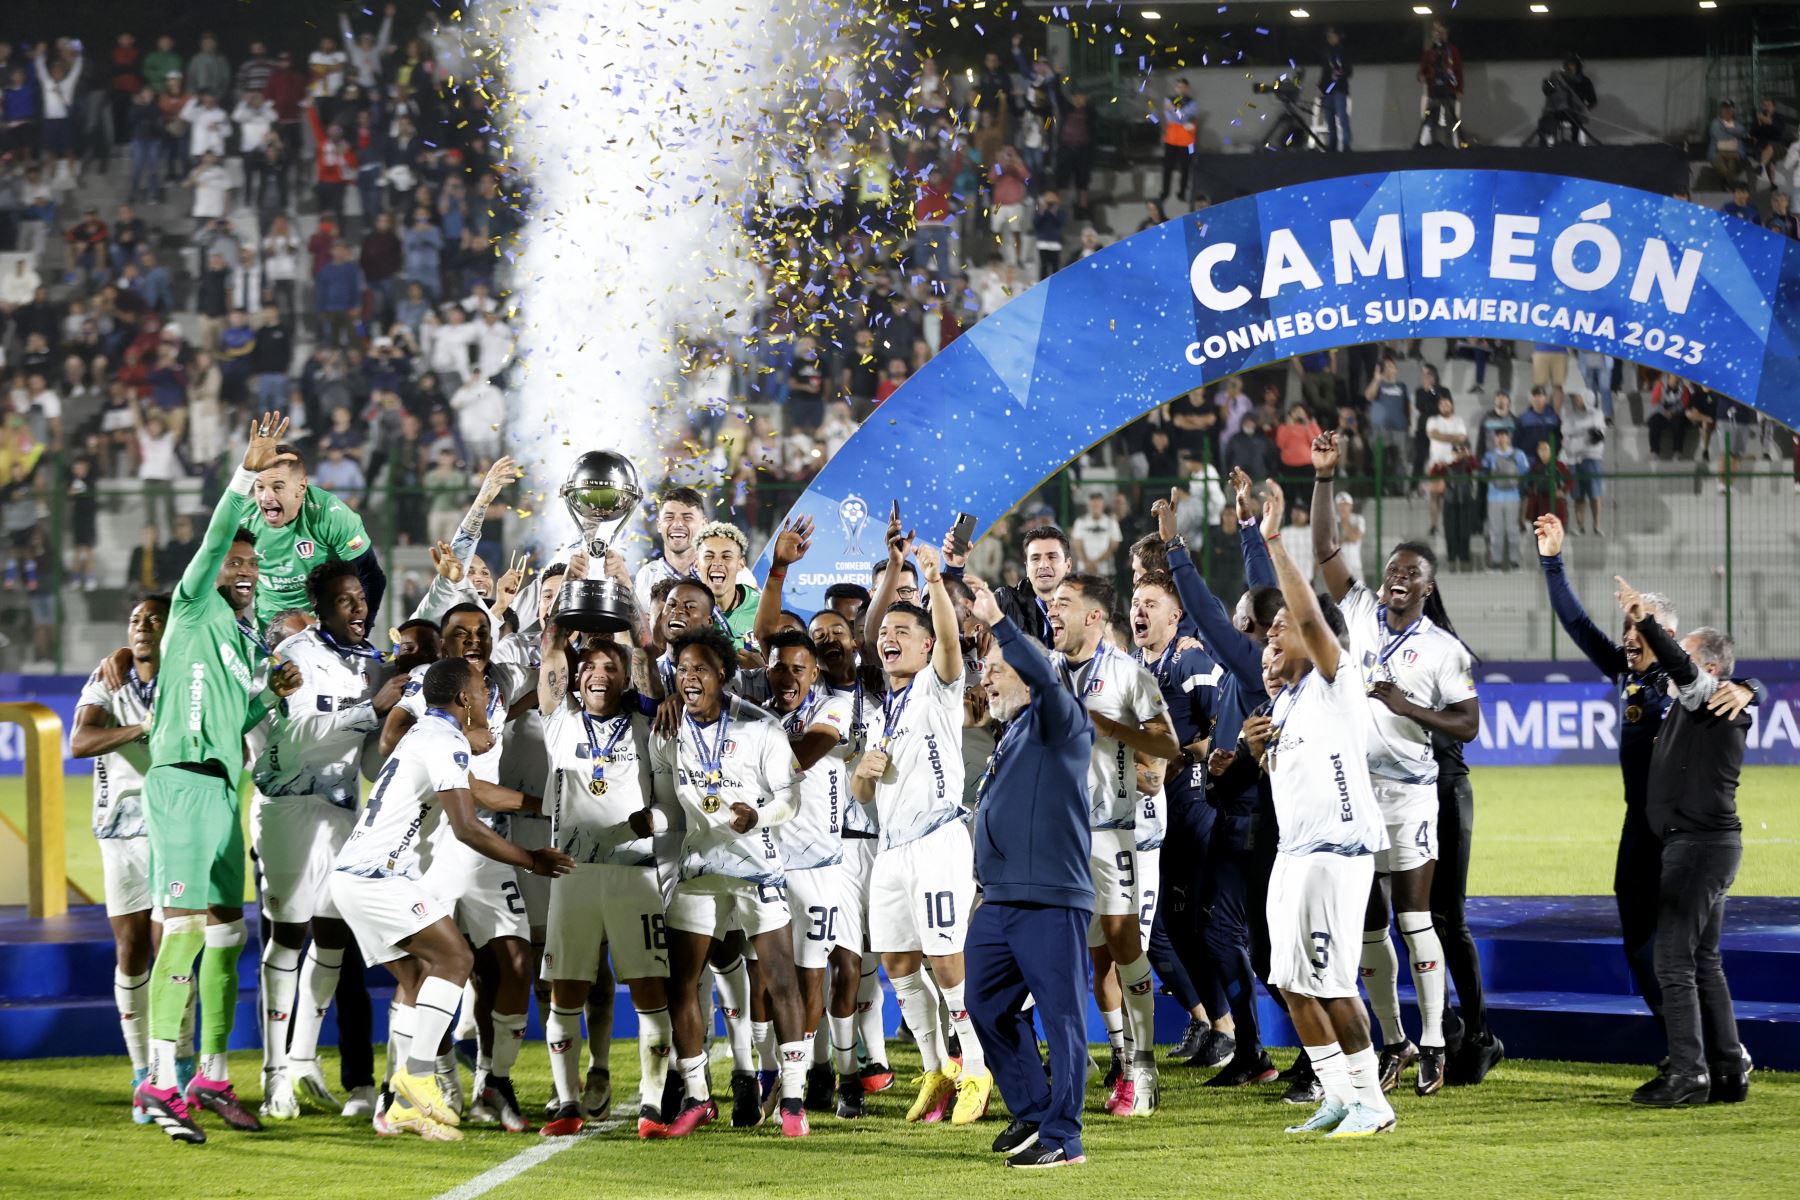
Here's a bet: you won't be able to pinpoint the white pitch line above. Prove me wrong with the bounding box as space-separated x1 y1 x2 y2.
429 1115 623 1200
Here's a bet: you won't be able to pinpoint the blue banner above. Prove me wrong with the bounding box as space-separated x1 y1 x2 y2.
759 170 1800 611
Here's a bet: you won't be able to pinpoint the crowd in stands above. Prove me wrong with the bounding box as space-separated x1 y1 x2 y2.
2 19 1798 669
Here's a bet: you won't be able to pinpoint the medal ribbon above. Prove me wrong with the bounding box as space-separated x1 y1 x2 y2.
580 708 632 789
685 708 730 797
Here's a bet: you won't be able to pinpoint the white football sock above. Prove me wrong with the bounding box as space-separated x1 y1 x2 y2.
1101 1007 1126 1054
636 1006 673 1109
829 1013 858 1075
1360 929 1407 1046
115 969 150 1072
810 1023 830 1065
177 975 196 1058
385 1002 413 1087
1397 912 1447 1048
1117 954 1157 1061
491 1010 527 1080
408 977 463 1076
856 965 887 1066
889 972 946 1073
779 1040 808 1100
939 981 985 1076
1306 1041 1352 1107
150 1038 179 1089
259 941 302 1073
546 1005 583 1106
453 980 478 1042
753 1020 777 1073
712 958 755 1072
288 944 342 1065
680 1053 711 1102
1345 1044 1396 1118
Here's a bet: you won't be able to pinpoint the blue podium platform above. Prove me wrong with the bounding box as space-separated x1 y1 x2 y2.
4 896 1797 1068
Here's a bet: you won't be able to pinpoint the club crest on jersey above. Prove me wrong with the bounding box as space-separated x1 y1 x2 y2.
168 881 185 898
1085 677 1105 696
295 539 316 559
721 740 737 756
1402 648 1419 664
411 902 429 917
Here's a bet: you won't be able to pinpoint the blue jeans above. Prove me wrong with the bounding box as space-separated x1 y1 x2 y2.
129 138 162 200
1322 89 1352 151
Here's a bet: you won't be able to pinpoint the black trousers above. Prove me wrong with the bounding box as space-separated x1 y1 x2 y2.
1430 772 1489 1043
1163 824 1230 1025
1199 829 1264 1051
335 934 375 1089
1615 806 1664 1020
1656 832 1744 1077
1159 143 1190 203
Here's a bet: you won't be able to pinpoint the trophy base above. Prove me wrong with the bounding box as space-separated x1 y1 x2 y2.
552 579 638 634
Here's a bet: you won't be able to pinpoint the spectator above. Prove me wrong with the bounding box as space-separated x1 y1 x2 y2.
424 446 466 542
1482 427 1529 570
1522 437 1572 527
1294 347 1338 425
1417 19 1464 149
1056 90 1094 219
340 6 397 89
913 165 956 278
217 308 257 400
305 100 354 221
65 451 98 589
307 35 349 106
400 207 444 297
1411 362 1449 480
1562 390 1606 534
1751 97 1790 188
186 33 230 98
123 522 165 594
1425 393 1467 535
1708 99 1747 188
1767 191 1799 238
1319 27 1352 151
475 308 513 383
1033 190 1065 279
451 372 505 465
1514 385 1562 463
33 44 83 164
1475 388 1516 460
1222 414 1278 483
161 512 200 577
251 302 293 410
1275 402 1320 496
264 50 307 152
109 34 144 142
314 442 367 505
178 87 233 166
187 349 225 477
988 145 1029 267
360 210 403 313
184 149 230 230
1158 78 1197 205
236 40 278 99
1439 435 1481 574
195 249 230 349
1719 182 1758 223
315 240 365 347
127 394 180 534
874 356 908 405
1069 490 1121 578
125 85 164 202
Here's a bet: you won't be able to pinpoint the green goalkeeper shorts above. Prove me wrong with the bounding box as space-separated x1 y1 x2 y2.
143 764 246 910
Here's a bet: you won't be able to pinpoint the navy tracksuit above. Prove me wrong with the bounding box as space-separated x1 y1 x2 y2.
967 616 1096 1160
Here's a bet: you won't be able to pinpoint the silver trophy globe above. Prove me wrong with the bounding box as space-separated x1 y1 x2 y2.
551 451 644 633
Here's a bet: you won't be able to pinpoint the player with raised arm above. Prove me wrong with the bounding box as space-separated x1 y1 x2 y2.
71 596 174 1123
1311 431 1480 1096
379 603 543 1131
247 441 387 633
631 626 812 1138
855 536 993 1126
1253 532 1396 1138
1046 572 1180 1115
760 626 866 1116
331 657 573 1143
251 560 386 1120
534 625 674 1139
133 413 304 1145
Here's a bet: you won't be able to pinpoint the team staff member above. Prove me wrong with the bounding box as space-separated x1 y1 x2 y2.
1533 515 1758 1040
942 522 1070 647
248 443 387 631
134 414 303 1145
961 576 1096 1169
1614 579 1761 1107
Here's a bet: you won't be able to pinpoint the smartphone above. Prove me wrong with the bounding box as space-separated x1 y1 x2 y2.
890 499 901 524
949 512 978 559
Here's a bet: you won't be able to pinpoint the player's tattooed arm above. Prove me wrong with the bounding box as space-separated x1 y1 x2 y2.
538 621 571 717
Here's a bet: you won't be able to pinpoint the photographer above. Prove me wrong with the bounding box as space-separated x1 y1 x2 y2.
1537 55 1597 147
1319 28 1352 151
1416 19 1464 149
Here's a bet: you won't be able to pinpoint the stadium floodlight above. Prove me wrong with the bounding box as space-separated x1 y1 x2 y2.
1530 3 1549 12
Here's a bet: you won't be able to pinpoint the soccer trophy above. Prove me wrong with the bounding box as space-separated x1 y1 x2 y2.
550 450 643 633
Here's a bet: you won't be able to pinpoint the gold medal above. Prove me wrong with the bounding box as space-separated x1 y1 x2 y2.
701 793 722 814
1625 704 1644 723
595 753 611 766
589 777 607 796
705 768 723 786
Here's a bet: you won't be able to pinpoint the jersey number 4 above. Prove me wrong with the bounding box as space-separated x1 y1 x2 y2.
360 759 401 826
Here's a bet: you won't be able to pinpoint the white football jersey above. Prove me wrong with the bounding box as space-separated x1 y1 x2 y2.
651 696 800 886
1136 787 1168 852
1058 642 1166 831
400 660 530 831
542 701 656 867
77 667 155 839
871 665 966 852
827 679 880 837
1265 665 1388 858
335 711 473 879
254 628 383 808
1340 583 1478 787
773 689 854 870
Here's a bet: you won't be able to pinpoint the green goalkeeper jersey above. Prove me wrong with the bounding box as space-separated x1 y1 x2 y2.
148 473 271 778
249 484 371 628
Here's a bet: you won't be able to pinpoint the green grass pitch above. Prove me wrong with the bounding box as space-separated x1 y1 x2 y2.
0 1044 1795 1199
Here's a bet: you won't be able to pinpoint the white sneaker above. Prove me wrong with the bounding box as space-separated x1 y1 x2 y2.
1129 1065 1159 1117
259 1069 300 1120
467 1071 499 1124
291 1060 341 1112
341 1085 377 1118
581 1068 614 1118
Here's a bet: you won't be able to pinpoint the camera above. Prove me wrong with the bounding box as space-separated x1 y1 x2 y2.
1253 74 1303 103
